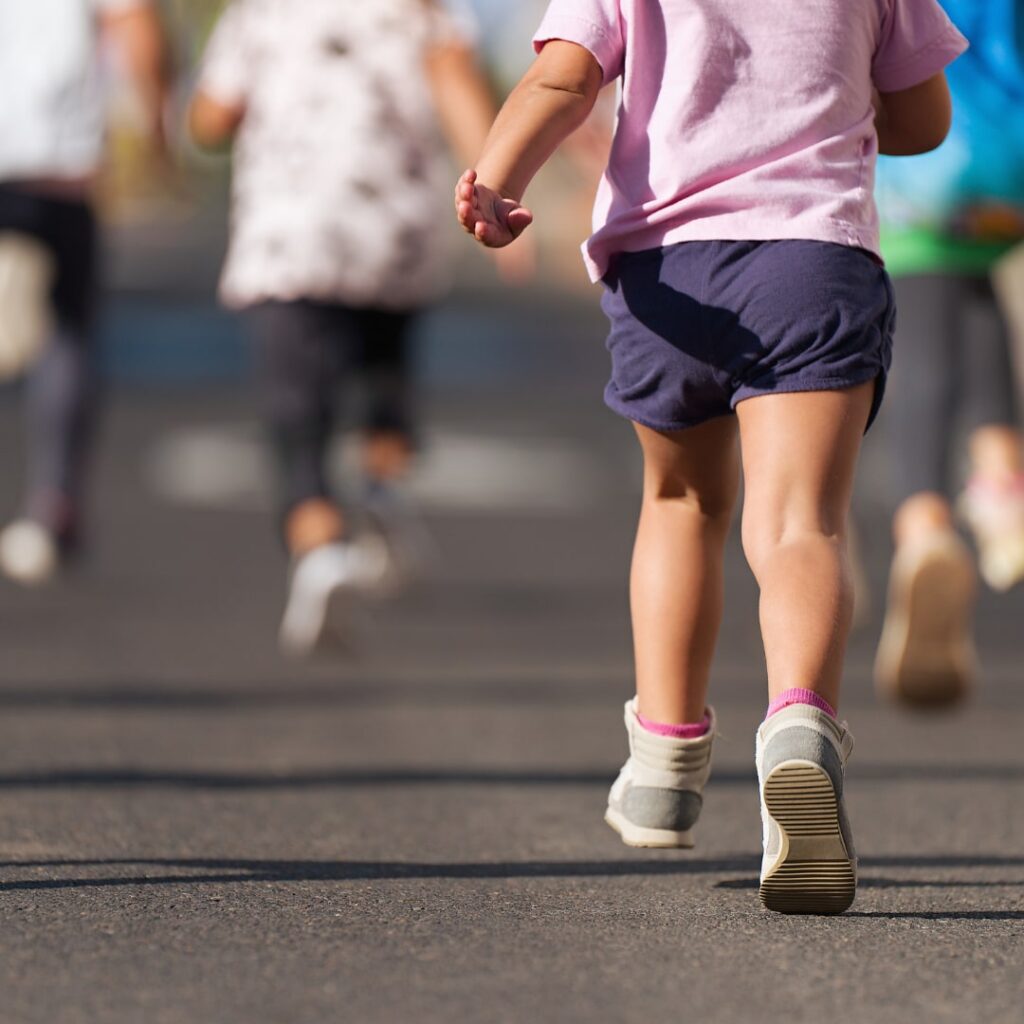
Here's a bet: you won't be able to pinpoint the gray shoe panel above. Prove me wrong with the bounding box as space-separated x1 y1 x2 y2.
621 787 703 831
760 726 844 797
761 725 855 861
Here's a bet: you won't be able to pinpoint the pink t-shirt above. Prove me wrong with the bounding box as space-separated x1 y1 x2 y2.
533 0 968 281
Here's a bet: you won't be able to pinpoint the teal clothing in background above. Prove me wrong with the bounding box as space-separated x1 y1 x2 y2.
877 0 1024 276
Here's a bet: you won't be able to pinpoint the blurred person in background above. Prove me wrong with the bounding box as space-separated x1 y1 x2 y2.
0 0 169 585
874 0 1024 707
188 0 504 657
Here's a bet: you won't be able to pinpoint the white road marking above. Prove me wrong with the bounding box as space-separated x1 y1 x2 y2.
146 423 601 515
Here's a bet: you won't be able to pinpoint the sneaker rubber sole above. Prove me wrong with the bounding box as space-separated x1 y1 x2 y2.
758 761 855 915
604 806 694 849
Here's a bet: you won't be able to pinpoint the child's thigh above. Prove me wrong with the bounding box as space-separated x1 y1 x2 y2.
634 416 740 514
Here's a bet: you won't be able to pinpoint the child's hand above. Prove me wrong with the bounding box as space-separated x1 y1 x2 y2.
455 169 533 248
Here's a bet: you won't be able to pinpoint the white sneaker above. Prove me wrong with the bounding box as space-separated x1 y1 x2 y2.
0 519 58 586
874 529 976 707
958 478 1024 592
604 699 716 849
756 705 857 915
278 541 385 657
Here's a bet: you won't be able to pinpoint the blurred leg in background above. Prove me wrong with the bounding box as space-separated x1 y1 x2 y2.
0 185 100 585
958 277 1024 588
876 272 1024 706
355 308 435 592
357 308 418 494
251 301 408 656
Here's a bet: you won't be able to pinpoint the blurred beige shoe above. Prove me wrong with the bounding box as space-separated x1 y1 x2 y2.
874 529 977 708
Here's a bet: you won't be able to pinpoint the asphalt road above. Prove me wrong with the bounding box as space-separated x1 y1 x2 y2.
0 288 1021 1024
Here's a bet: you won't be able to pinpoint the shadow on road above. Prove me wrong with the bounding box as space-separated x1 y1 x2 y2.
0 681 622 710
0 763 1022 789
0 854 1021 911
845 911 1024 920
0 855 759 892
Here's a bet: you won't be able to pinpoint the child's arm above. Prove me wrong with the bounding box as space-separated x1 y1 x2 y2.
874 72 953 156
429 36 537 280
456 40 604 247
188 91 245 150
426 39 496 171
187 5 248 150
100 3 171 157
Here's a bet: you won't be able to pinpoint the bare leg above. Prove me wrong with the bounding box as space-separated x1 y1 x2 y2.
25 323 98 540
737 384 874 710
285 498 345 558
362 430 415 484
893 491 954 544
631 417 740 724
893 429 1024 546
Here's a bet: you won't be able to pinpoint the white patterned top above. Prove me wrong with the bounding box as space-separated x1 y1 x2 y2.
199 0 475 310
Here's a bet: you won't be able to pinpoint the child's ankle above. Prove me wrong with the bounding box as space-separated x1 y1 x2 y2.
636 708 711 739
766 687 836 720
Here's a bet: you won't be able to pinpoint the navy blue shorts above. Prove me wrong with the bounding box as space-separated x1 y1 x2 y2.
600 240 895 432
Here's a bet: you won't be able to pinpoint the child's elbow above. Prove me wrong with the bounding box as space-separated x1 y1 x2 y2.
880 117 950 157
188 93 243 150
907 110 952 155
876 74 953 156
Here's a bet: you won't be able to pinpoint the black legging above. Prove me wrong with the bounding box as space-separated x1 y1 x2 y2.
888 272 1018 503
246 299 418 520
0 184 99 535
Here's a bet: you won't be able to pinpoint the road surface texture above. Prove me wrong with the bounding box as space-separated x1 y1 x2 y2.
0 284 1021 1024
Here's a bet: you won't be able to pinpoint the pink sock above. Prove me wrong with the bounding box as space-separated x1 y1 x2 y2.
766 688 836 720
636 709 711 739
966 471 1024 496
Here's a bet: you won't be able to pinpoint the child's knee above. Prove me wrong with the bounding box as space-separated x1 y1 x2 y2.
741 514 846 579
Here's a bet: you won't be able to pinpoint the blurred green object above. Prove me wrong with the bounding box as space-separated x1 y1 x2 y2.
881 225 1022 278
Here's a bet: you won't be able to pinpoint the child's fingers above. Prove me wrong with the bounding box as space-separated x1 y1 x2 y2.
507 206 534 238
475 221 498 246
475 221 511 248
456 199 480 233
453 172 478 211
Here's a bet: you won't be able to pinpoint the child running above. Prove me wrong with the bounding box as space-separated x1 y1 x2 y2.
190 0 498 655
0 0 169 584
874 0 1024 707
457 0 967 913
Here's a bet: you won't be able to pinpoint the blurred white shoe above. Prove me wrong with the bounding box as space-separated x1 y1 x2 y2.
278 540 387 657
958 477 1024 592
0 519 58 586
